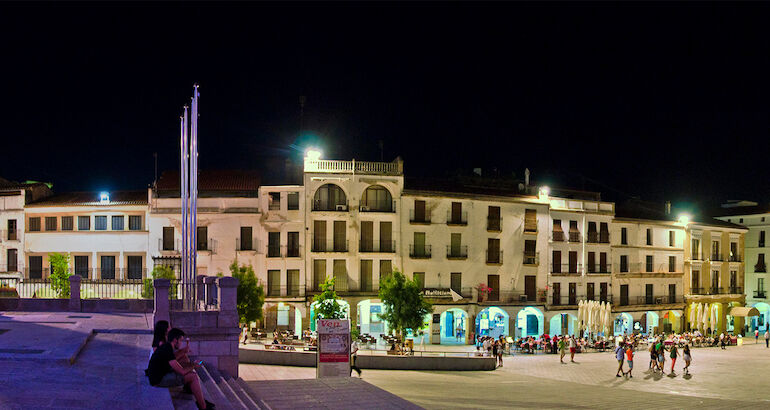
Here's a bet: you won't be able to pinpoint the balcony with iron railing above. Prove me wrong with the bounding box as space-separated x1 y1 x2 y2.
446 211 468 226
409 244 432 259
304 158 403 175
524 219 538 233
569 232 581 242
196 238 216 252
158 238 182 253
551 263 581 274
586 232 610 244
235 237 259 252
710 253 724 262
552 231 565 242
311 239 349 253
689 287 743 296
486 249 503 265
523 252 539 266
729 254 742 262
359 200 396 213
586 263 612 274
312 200 349 212
617 263 684 274
486 217 502 232
0 263 21 273
1 229 19 241
755 263 766 273
550 294 584 306
359 240 396 253
446 245 468 259
267 244 282 258
409 209 432 224
266 284 307 298
617 295 683 306
754 290 767 299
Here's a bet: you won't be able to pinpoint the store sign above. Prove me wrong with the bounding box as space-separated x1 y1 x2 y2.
422 288 452 298
317 319 350 378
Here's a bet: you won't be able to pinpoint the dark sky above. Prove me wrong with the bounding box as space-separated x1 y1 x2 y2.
2 2 770 210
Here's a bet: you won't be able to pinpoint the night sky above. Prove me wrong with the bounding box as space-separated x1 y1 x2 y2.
2 2 770 211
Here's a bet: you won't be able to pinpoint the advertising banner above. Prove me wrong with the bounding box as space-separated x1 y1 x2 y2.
317 319 350 378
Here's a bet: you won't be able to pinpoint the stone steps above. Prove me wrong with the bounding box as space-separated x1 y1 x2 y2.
206 364 246 409
170 364 265 410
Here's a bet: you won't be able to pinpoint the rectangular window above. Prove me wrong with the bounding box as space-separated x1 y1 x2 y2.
28 217 41 232
487 206 501 231
333 260 348 291
100 255 116 280
313 259 326 291
669 256 676 272
730 270 737 291
287 192 300 210
524 209 537 232
127 255 143 279
568 251 577 273
691 238 700 259
196 226 208 250
712 240 720 260
645 284 653 304
759 278 765 292
360 260 373 292
552 283 561 305
730 242 739 262
7 219 17 240
162 227 175 251
599 222 609 243
586 282 595 301
646 255 654 272
269 192 281 210
587 222 597 243
487 238 501 263
29 255 43 278
568 282 576 305
61 216 73 231
449 202 463 224
620 255 628 272
287 270 300 296
413 272 425 289
525 276 536 301
450 233 463 257
757 254 767 272
129 215 142 231
379 260 392 284
692 270 700 292
712 270 720 292
587 252 596 273
268 232 281 257
451 272 462 294
646 228 652 245
333 220 346 252
413 232 427 257
360 221 373 252
267 270 281 296
761 231 766 248
287 232 300 257
488 274 500 301
412 199 427 223
78 216 90 231
599 252 608 273
669 231 675 247
240 227 253 251
524 240 537 265
313 220 326 252
620 284 629 306
95 216 107 231
621 227 627 245
74 255 89 278
669 284 676 304
111 215 124 231
552 219 564 241
45 217 57 231
552 250 562 273
7 249 18 271
569 220 580 242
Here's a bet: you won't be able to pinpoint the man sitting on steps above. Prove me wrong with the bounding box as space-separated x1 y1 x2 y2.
147 328 215 410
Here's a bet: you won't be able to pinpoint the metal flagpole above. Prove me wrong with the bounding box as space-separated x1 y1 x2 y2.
181 106 189 304
190 84 199 310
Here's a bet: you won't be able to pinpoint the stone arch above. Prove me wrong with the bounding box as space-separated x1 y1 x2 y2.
313 183 348 211
360 185 394 212
517 306 544 337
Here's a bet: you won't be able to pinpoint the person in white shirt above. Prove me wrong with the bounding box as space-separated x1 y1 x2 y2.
350 340 361 376
569 336 577 362
483 337 491 356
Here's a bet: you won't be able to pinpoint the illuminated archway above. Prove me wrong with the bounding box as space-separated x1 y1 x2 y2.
440 308 468 345
751 302 770 332
641 311 659 334
614 313 633 336
517 306 544 337
476 307 510 338
548 313 577 336
356 299 390 340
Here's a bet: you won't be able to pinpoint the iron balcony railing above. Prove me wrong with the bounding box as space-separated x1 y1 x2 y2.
266 284 307 297
235 237 260 252
617 263 684 274
486 249 503 264
311 239 349 252
569 232 581 242
755 263 766 273
312 200 349 212
551 263 581 274
359 200 396 213
754 290 767 298
711 253 724 262
446 245 468 259
690 287 708 295
728 286 742 295
23 267 50 279
587 232 610 244
159 238 182 252
359 240 396 253
267 244 302 257
582 294 613 304
409 209 432 224
446 211 468 226
523 252 539 265
552 231 565 242
729 254 742 262
284 245 302 258
634 295 684 305
196 238 216 252
409 244 432 258
586 263 611 274
487 217 502 231
550 294 584 306
0 263 21 273
267 244 282 257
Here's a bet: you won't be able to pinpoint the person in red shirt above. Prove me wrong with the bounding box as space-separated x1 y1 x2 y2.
623 345 634 378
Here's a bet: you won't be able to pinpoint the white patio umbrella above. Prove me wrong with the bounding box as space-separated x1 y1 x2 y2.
696 303 703 331
711 303 718 333
603 303 611 335
577 300 585 331
592 301 599 333
702 303 709 332
689 303 695 326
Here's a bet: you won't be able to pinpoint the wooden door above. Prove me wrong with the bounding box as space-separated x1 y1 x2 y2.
599 252 607 273
334 220 346 251
600 282 608 303
552 250 561 273
360 221 373 252
487 274 499 301
586 283 595 301
620 284 629 305
552 283 561 305
525 276 536 301
313 220 326 252
414 200 425 221
451 202 462 223
379 222 392 252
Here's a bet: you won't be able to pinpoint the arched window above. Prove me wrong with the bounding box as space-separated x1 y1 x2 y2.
360 185 393 212
313 184 347 211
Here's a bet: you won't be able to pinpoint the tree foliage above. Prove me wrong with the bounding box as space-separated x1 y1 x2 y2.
230 261 264 326
48 252 72 298
312 277 347 320
141 265 177 299
378 269 433 340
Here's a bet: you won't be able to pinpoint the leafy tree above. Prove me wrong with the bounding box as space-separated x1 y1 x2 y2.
141 265 178 299
312 277 347 320
49 252 72 298
379 269 433 341
230 261 265 327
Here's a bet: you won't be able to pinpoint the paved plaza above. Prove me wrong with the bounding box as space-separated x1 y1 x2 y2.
241 342 770 409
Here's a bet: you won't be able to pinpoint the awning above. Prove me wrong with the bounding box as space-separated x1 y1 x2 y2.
726 306 760 317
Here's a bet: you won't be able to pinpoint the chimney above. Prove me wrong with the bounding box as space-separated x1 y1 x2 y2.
525 168 530 187
665 201 671 215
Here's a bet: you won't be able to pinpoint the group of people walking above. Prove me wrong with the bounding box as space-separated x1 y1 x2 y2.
476 335 506 367
611 335 692 379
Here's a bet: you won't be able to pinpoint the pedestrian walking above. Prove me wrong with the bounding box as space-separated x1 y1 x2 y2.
648 343 657 372
669 343 679 373
569 336 577 362
496 340 504 367
623 344 634 378
719 332 726 350
614 343 625 377
656 343 666 375
765 330 769 348
755 329 760 344
350 339 362 377
558 336 567 363
682 344 692 375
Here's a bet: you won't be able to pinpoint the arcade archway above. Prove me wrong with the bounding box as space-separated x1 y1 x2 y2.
517 306 544 337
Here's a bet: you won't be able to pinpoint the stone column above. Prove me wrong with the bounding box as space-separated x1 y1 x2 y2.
68 275 81 312
217 276 238 314
204 276 217 306
196 275 207 309
216 276 240 377
153 279 171 326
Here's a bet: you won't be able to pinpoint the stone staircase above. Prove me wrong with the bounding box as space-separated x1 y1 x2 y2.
170 364 267 410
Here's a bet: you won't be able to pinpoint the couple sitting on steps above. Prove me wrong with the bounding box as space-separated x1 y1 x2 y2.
146 320 216 410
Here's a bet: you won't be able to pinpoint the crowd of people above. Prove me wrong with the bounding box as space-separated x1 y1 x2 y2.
475 336 505 367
